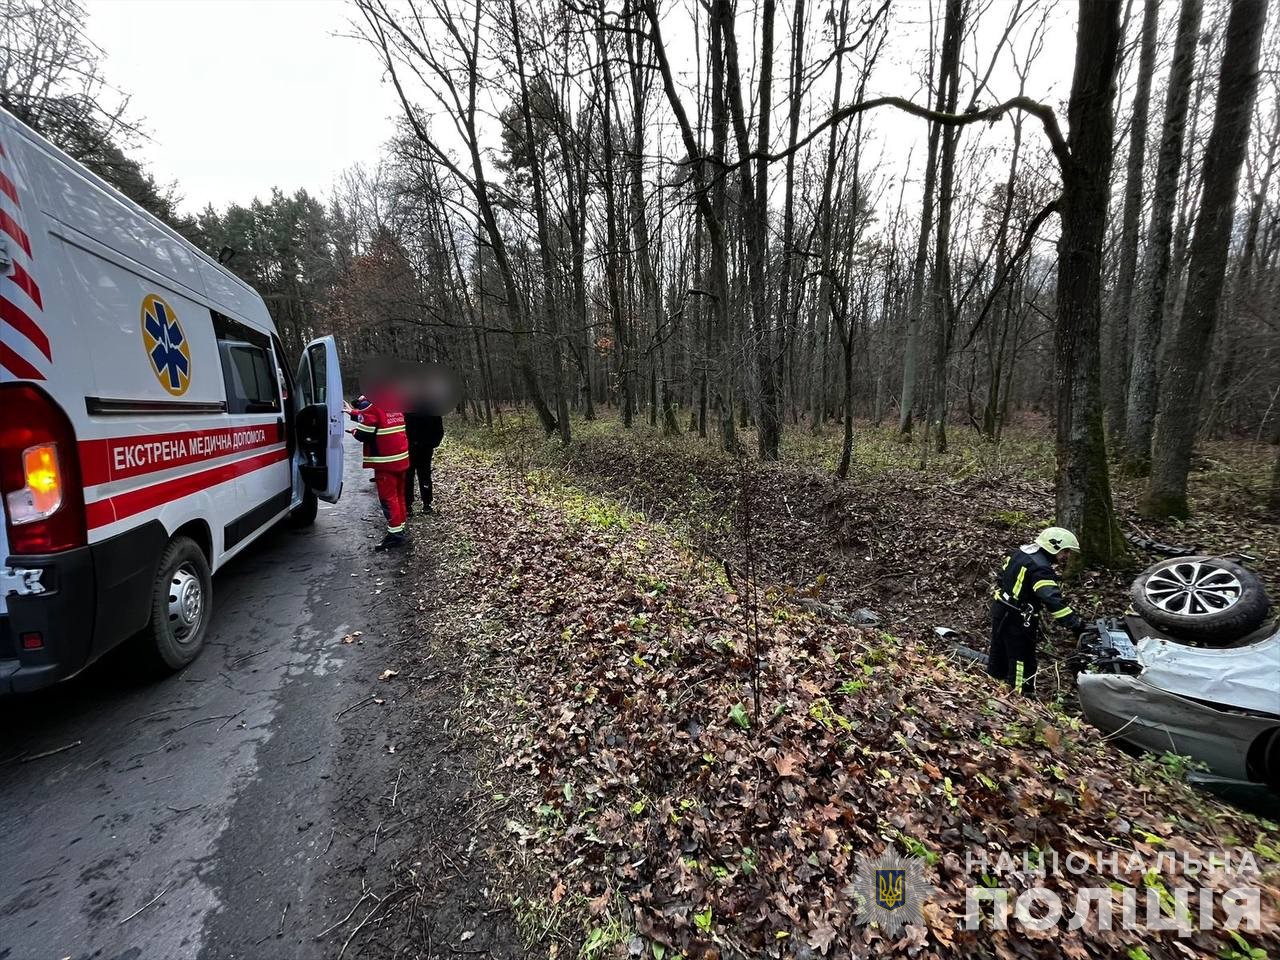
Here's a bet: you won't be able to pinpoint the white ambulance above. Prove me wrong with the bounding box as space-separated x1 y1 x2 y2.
0 108 346 694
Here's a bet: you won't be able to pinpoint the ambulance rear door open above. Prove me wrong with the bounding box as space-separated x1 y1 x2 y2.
294 335 344 503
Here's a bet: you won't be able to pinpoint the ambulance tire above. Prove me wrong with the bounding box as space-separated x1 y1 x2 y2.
289 487 318 528
142 536 213 673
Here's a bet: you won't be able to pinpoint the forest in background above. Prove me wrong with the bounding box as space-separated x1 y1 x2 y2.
4 0 1280 564
7 4 1280 957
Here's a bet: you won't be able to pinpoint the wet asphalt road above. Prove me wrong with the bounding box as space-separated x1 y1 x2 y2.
0 439 413 959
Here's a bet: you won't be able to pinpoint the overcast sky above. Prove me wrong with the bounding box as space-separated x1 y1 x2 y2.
84 0 1081 218
89 0 397 214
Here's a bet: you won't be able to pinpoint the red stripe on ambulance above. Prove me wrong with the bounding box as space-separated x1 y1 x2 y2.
0 208 31 257
0 134 51 381
8 260 42 310
0 293 51 359
79 423 285 486
0 339 43 380
84 447 290 530
0 170 17 206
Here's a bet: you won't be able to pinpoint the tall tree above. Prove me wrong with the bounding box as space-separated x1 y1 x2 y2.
925 0 964 454
1104 0 1160 441
1051 0 1128 564
355 0 559 436
1146 0 1270 517
643 0 737 451
1123 0 1203 473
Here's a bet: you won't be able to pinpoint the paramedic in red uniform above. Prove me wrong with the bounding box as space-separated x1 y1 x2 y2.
347 388 410 551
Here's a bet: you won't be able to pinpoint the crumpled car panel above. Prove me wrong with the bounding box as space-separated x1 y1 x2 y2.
1077 674 1277 781
1132 629 1280 718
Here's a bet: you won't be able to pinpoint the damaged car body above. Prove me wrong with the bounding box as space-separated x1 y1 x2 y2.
1075 556 1280 793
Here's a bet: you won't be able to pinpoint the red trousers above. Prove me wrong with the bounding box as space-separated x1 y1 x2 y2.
374 469 408 534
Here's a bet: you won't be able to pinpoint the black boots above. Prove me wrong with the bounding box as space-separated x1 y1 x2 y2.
374 532 407 552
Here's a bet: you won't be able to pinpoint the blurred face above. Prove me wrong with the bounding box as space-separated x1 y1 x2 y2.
1058 548 1077 565
397 362 460 414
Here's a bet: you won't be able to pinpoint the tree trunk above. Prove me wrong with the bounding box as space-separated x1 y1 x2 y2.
1103 0 1159 441
1055 0 1127 567
509 0 569 444
1123 0 1202 473
898 16 944 440
1146 0 1269 518
597 19 631 427
777 0 807 436
927 0 963 455
718 0 779 459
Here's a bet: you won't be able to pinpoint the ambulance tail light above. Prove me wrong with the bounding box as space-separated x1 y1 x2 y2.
0 384 87 554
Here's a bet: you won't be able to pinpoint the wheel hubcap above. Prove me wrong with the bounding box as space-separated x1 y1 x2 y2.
167 564 203 642
1143 561 1241 617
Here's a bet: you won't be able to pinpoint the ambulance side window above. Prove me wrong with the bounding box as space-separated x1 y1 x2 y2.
307 343 327 404
212 311 281 415
296 350 314 406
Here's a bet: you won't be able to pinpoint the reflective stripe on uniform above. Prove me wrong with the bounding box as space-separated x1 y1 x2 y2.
365 452 409 464
1032 579 1057 593
1014 660 1025 689
1012 566 1027 599
353 421 376 433
387 523 405 533
1050 605 1075 620
376 425 405 435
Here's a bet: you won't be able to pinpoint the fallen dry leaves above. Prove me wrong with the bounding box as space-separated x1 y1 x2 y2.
421 441 1280 960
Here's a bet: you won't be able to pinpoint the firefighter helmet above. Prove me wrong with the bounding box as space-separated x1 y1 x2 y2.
1036 526 1080 556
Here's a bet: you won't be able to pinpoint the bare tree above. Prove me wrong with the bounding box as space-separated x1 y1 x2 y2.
1104 0 1160 441
1051 0 1128 564
1147 0 1270 518
1123 0 1204 474
355 0 559 435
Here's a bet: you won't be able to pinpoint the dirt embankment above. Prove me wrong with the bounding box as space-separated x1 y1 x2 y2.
402 433 1280 960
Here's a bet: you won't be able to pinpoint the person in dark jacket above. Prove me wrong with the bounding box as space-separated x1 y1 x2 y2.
404 407 444 515
988 527 1084 697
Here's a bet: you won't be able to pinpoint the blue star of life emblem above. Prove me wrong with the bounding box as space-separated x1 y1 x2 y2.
141 294 191 395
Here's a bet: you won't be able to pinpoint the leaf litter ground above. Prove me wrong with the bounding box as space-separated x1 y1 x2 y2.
392 422 1279 960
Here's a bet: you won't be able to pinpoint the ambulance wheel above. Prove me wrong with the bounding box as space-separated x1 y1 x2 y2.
289 487 318 528
144 536 212 672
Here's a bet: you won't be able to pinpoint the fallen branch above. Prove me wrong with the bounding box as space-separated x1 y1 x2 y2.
315 892 372 941
130 705 203 724
20 740 82 763
168 715 235 735
118 884 171 926
335 695 378 720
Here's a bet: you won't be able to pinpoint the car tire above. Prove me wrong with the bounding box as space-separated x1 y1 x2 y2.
142 535 212 672
288 487 318 528
1131 555 1270 645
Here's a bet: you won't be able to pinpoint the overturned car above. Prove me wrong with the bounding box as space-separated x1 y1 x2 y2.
1076 556 1280 793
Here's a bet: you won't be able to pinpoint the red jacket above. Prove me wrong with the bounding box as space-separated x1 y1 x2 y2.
350 400 410 472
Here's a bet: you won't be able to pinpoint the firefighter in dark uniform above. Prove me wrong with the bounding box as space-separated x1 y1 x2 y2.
989 527 1084 696
347 389 411 551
